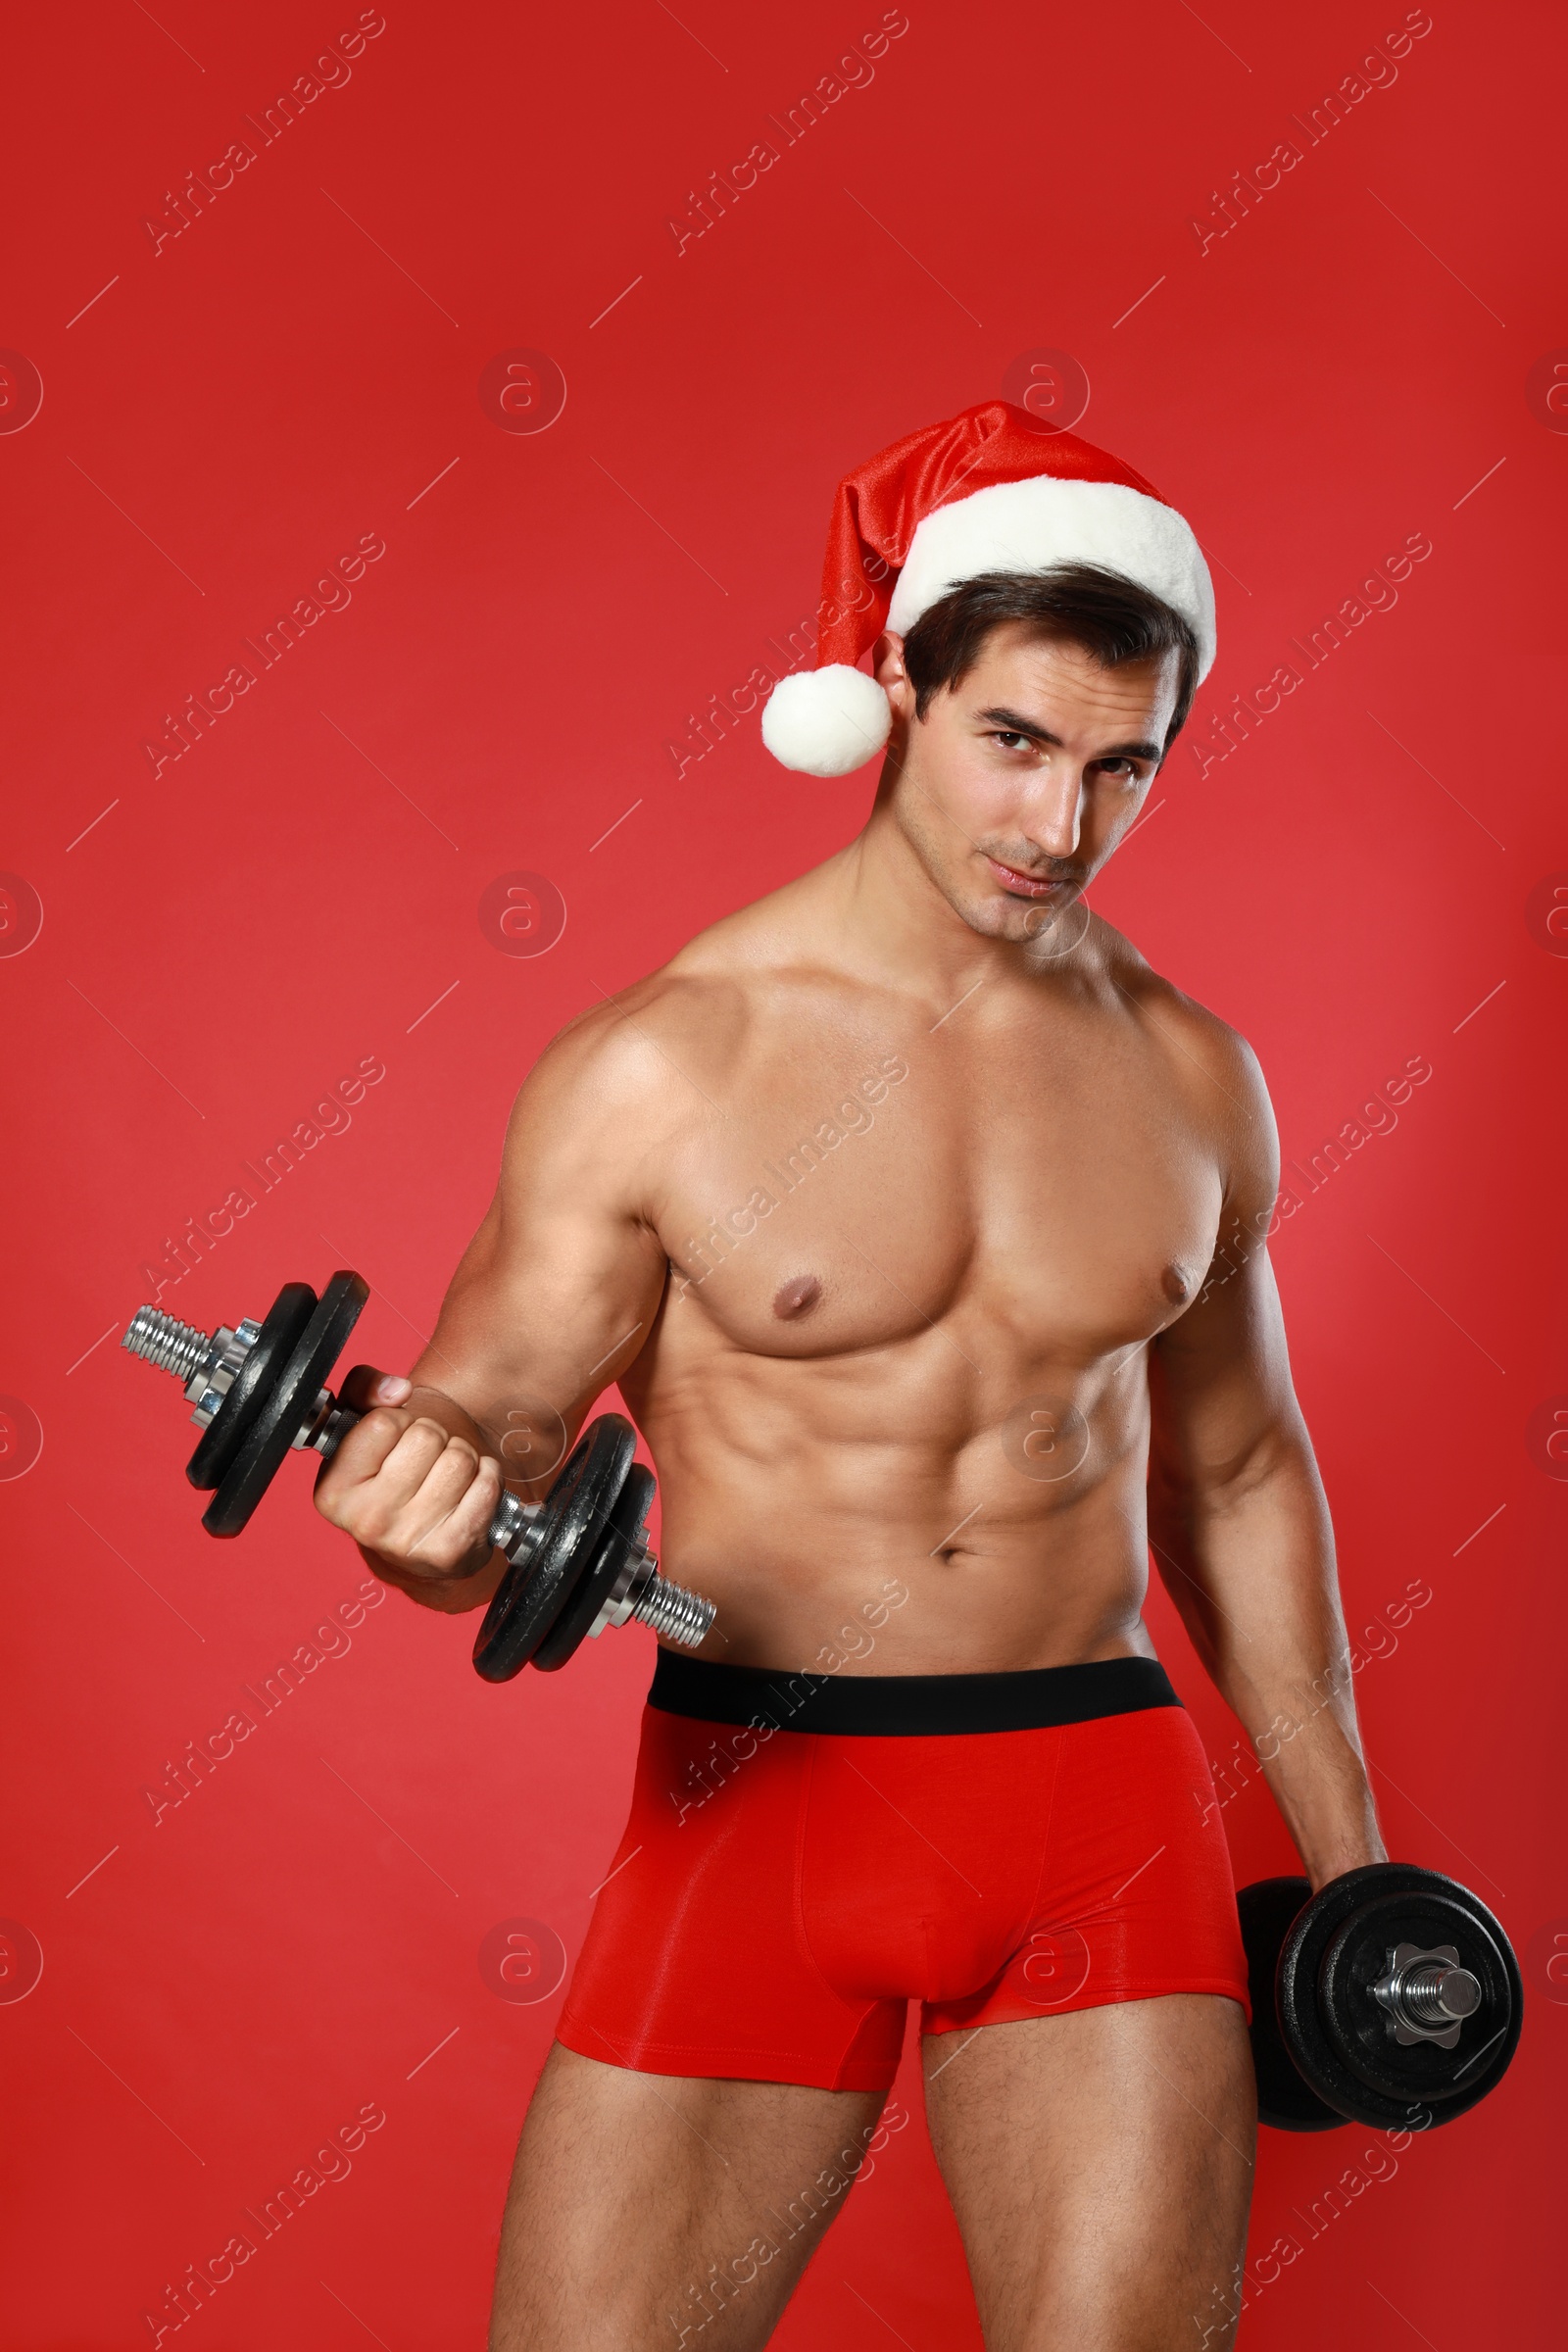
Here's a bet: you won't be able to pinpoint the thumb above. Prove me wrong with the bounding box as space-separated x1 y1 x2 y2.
338 1362 412 1410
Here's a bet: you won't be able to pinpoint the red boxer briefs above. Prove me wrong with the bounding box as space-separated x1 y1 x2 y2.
556 1653 1250 2092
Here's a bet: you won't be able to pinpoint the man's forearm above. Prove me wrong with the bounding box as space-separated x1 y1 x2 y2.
1151 1447 1387 1889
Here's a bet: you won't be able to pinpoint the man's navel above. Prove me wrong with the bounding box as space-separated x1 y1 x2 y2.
773 1273 822 1320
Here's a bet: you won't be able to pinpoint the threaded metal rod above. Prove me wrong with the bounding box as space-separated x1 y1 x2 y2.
1401 1962 1481 2026
122 1305 214 1384
632 1576 714 1649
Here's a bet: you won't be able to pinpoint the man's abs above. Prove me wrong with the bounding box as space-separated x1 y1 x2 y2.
622 1380 1169 1675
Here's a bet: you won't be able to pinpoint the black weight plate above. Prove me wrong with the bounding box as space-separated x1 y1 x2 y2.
203 1272 369 1538
1237 1877 1344 2132
532 1463 656 1674
1279 1863 1522 2132
472 1415 636 1683
1319 1882 1520 2117
186 1282 317 1492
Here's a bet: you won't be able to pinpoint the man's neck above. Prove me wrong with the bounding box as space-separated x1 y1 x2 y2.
804 793 1085 1013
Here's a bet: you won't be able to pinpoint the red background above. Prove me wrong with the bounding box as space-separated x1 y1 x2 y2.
2 1 1563 2343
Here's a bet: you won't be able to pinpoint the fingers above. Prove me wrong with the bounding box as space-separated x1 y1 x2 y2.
319 1402 416 1487
393 1434 502 1566
316 1411 504 1577
338 1362 412 1410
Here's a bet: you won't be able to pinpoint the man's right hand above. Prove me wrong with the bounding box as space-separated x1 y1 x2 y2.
313 1365 509 1614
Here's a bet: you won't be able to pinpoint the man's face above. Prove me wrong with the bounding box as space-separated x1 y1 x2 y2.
874 621 1179 948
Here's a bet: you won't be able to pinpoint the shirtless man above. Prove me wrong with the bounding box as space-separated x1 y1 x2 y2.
316 404 1386 2350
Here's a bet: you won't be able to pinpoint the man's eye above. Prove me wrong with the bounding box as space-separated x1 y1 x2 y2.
990 731 1031 751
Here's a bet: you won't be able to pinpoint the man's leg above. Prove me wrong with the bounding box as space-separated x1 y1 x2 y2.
489 2042 888 2351
922 1995 1255 2351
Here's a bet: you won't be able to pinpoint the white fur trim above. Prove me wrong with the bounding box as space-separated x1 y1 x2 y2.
885 476 1216 680
760 662 892 776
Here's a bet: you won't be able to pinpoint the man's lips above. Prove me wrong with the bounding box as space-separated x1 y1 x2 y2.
984 855 1074 899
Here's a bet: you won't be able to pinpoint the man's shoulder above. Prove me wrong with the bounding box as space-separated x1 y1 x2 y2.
545 865 846 1077
1091 918 1272 1131
523 895 800 1117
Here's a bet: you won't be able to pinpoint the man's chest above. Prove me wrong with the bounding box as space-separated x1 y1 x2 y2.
651 1012 1225 1364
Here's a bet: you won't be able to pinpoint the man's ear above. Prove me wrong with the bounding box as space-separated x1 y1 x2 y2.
873 630 913 714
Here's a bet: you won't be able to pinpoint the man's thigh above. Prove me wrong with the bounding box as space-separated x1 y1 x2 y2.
922 1994 1255 2352
489 2042 888 2352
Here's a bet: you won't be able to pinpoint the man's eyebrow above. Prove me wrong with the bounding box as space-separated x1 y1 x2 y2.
975 706 1162 762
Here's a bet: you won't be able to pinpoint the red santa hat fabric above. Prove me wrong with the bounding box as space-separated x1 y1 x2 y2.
761 399 1216 776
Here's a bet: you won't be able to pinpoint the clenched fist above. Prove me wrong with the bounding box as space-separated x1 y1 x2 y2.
313 1365 508 1613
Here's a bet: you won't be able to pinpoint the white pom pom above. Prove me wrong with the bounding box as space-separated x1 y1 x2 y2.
760 663 892 777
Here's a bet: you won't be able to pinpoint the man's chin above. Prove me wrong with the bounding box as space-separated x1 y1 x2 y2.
965 886 1084 942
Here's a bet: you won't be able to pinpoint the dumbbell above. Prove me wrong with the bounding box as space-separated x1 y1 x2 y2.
121 1270 715 1679
1238 1863 1522 2132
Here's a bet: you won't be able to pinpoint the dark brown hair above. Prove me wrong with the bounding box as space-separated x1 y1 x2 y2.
900 564 1200 753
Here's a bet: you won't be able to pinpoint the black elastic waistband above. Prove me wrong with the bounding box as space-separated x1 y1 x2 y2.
647 1651 1180 1737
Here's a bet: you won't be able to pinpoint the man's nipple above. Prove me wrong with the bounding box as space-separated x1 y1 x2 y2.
773 1274 822 1320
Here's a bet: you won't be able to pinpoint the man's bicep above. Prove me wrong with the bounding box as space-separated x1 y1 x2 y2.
1150 1015 1297 1462
1151 1244 1302 1494
409 1037 671 1460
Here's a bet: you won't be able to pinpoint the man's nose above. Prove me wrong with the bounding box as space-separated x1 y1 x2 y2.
1025 765 1083 858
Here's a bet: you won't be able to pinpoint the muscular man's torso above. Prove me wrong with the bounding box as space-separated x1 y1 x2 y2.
578 867 1248 1676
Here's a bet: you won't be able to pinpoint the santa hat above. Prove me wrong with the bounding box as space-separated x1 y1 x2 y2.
760 400 1216 777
